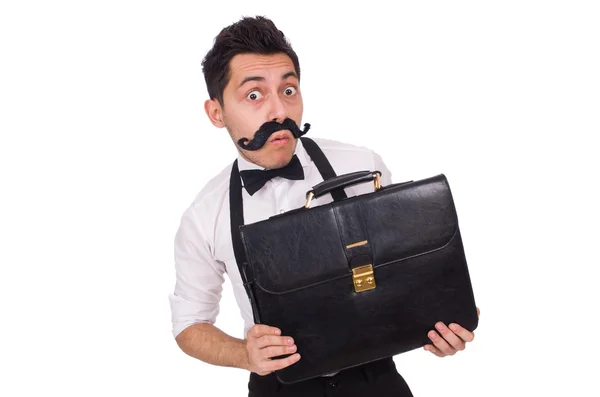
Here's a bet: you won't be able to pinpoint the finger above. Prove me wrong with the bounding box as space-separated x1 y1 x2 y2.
262 353 302 372
477 307 480 318
423 344 445 358
428 330 456 356
435 322 466 351
255 335 294 349
448 323 475 343
248 324 281 339
261 344 297 360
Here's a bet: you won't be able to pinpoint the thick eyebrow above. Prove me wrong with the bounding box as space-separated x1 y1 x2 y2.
237 71 298 89
282 71 298 80
238 76 265 88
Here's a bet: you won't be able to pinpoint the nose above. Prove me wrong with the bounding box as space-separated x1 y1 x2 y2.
267 93 287 123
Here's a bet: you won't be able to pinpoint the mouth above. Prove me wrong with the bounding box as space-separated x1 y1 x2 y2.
268 131 292 144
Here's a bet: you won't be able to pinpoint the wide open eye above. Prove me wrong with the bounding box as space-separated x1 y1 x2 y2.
247 90 263 101
283 87 297 96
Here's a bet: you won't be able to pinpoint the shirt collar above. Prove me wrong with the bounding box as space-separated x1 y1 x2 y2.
236 137 310 172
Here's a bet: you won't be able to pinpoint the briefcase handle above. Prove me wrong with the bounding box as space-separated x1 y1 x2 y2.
305 170 382 208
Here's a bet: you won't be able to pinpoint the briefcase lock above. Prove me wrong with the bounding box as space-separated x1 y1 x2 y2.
352 264 376 293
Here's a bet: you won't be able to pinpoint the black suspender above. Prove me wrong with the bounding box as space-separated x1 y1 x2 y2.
228 138 347 314
298 138 347 202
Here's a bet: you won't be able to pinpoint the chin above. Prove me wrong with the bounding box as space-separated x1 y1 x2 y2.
270 140 294 157
267 151 293 169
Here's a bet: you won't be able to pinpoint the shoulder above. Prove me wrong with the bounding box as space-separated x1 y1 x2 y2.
190 162 233 206
307 137 378 162
305 137 392 183
308 137 378 156
179 161 234 236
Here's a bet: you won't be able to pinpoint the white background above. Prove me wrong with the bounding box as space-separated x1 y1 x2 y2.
1 1 599 396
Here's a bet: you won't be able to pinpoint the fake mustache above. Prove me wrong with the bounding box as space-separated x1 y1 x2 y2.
237 118 310 151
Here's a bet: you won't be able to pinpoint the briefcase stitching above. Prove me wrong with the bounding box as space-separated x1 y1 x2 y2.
249 227 460 295
376 228 460 269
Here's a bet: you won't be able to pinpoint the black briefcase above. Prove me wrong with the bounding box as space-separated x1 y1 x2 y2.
229 139 478 384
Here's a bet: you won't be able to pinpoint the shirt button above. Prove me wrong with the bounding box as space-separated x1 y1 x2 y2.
280 209 285 213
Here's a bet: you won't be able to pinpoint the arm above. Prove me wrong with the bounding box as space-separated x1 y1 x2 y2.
170 206 300 374
176 322 300 375
175 322 249 369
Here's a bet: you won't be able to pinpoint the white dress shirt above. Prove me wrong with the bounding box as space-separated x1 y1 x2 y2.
169 136 393 340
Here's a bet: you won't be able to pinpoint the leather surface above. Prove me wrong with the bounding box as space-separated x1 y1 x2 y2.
239 173 478 384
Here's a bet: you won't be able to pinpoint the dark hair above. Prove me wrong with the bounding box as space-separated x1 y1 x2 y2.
201 16 301 106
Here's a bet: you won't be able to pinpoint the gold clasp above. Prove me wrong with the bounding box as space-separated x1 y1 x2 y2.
374 172 381 191
304 191 314 208
346 240 368 249
352 264 376 293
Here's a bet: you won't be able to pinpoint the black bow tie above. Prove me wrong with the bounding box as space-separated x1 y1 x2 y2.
240 155 305 196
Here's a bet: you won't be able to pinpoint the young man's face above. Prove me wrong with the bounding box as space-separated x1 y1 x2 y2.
205 53 303 169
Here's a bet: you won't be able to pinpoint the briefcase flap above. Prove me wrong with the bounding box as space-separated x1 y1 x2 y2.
240 174 458 294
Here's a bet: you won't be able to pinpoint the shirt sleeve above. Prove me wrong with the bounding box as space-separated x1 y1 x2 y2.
169 205 226 338
372 151 394 186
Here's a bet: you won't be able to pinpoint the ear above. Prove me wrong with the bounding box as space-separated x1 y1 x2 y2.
204 99 225 128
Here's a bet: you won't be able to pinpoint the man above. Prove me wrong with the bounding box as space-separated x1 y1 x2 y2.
170 16 477 396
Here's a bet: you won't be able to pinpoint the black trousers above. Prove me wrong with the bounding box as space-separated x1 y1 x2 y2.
247 358 413 397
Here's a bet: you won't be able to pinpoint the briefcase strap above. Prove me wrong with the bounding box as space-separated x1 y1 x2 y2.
229 137 346 302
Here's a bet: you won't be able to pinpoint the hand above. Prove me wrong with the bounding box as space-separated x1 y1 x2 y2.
424 307 480 357
245 324 301 376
